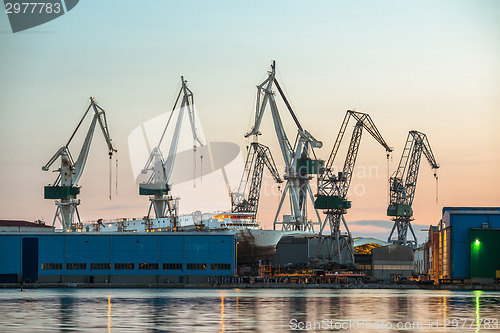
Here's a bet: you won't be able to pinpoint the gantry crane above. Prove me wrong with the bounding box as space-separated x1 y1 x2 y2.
231 142 282 216
315 110 392 264
42 97 117 232
387 130 439 247
140 77 204 228
245 61 323 232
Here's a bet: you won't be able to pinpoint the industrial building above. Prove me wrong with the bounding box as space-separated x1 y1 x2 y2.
0 232 235 284
429 207 500 283
371 244 414 282
269 236 377 267
0 220 54 233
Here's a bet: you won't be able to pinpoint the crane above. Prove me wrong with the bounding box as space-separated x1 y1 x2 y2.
315 110 392 264
245 61 323 232
139 77 204 229
231 142 282 216
387 130 439 247
42 97 117 232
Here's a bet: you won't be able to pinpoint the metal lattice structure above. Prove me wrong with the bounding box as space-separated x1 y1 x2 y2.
231 142 282 216
140 76 204 227
315 110 392 264
245 61 323 232
387 130 439 247
42 97 117 231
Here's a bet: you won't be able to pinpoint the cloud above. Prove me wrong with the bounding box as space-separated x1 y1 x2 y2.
349 220 394 229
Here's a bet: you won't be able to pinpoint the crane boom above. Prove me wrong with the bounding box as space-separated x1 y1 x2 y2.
317 111 392 207
232 142 282 215
387 131 439 247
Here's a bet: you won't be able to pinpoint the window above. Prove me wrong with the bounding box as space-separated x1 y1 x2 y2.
91 263 111 270
115 263 135 270
210 263 231 270
66 263 86 270
187 263 207 270
41 263 62 270
138 263 159 270
163 263 183 270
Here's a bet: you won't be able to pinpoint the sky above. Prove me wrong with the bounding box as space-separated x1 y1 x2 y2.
1 0 499 243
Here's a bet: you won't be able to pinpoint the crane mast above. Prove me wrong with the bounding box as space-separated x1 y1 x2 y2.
315 110 392 264
42 97 117 232
231 142 282 216
140 77 204 229
245 61 323 232
387 130 439 247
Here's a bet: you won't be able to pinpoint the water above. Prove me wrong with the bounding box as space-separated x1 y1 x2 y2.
0 288 499 332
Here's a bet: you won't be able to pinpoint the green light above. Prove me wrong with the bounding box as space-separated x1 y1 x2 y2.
475 239 480 246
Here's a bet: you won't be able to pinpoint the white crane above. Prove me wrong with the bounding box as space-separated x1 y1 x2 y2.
245 61 323 232
139 77 204 229
42 97 117 231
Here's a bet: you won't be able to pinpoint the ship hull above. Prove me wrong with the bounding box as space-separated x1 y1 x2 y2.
236 242 276 264
234 229 284 264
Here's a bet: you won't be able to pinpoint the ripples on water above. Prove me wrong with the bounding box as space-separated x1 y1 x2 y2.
0 288 499 332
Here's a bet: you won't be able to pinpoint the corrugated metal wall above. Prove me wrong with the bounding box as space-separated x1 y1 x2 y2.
0 233 235 283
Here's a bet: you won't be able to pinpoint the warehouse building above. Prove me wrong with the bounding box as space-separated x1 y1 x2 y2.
432 207 500 283
371 244 414 282
0 232 235 284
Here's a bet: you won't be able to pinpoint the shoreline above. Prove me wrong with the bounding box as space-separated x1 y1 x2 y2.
2 282 500 291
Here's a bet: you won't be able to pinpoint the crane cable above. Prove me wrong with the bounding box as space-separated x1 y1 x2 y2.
115 152 118 196
387 152 390 205
435 171 439 203
109 155 112 200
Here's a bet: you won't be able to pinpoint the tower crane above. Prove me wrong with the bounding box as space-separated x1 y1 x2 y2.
315 110 392 264
245 61 323 232
231 142 282 216
387 130 439 247
42 97 117 232
139 77 204 228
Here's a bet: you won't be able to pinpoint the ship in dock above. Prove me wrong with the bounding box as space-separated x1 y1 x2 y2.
84 211 284 264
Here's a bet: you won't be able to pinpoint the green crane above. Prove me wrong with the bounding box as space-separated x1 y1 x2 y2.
315 110 392 264
387 130 439 247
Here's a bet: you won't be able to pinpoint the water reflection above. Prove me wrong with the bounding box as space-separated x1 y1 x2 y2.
219 296 225 333
59 296 75 330
0 289 498 332
107 297 112 333
475 290 482 333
